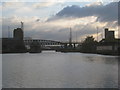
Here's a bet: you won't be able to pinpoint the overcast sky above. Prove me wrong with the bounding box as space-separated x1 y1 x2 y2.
1 0 119 42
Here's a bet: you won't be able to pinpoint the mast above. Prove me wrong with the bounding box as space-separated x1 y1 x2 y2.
8 26 10 38
21 21 24 40
97 27 98 42
69 27 72 47
96 17 99 42
76 31 77 43
21 21 24 31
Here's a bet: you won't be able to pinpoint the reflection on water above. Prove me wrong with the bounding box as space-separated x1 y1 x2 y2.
85 55 118 65
2 51 118 88
118 56 120 89
0 54 2 89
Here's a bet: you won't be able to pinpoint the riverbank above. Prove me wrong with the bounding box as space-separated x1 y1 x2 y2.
56 48 120 56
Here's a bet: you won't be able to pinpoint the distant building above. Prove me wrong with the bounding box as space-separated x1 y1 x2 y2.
105 28 115 41
96 28 120 55
13 28 23 40
96 41 120 55
2 23 26 53
2 38 26 53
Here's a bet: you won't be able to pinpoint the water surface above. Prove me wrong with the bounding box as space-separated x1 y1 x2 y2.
2 51 118 88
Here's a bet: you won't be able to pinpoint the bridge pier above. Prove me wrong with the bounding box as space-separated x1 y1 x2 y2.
73 43 76 48
64 43 67 48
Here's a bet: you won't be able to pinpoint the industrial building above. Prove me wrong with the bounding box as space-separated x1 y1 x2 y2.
105 28 115 40
96 28 120 55
2 22 27 53
13 28 23 40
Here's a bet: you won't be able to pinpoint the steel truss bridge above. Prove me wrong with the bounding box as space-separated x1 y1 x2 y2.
24 39 81 50
24 39 61 46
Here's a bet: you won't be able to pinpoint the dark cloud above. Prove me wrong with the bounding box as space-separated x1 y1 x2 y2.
48 2 118 22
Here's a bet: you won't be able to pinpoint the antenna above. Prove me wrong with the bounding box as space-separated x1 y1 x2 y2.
76 31 77 43
69 27 72 44
96 17 99 42
69 27 72 48
21 21 24 31
97 27 98 42
8 26 10 38
102 27 104 39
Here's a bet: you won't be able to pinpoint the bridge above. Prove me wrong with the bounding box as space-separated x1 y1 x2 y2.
24 39 81 50
24 39 61 46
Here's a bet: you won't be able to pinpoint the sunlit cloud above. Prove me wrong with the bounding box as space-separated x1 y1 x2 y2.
85 2 103 7
33 2 58 8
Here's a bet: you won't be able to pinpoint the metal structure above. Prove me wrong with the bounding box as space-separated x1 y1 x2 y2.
24 39 61 47
21 22 24 31
24 39 81 48
69 27 73 48
69 27 72 44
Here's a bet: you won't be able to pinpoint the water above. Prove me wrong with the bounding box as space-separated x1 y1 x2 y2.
2 51 118 88
0 54 2 89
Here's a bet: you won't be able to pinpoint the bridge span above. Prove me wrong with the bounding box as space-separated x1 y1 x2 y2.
24 39 82 50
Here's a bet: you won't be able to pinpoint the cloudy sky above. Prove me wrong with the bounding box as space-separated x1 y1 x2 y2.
1 0 119 42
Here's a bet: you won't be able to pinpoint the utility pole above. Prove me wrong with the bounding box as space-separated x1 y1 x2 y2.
69 27 72 43
97 27 98 42
21 21 24 31
102 27 104 39
96 17 99 42
21 21 24 39
69 27 72 47
8 26 10 38
76 31 77 43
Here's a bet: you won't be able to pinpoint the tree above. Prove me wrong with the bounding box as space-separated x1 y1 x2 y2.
81 36 98 53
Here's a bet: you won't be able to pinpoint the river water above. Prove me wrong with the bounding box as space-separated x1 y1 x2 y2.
2 51 118 88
